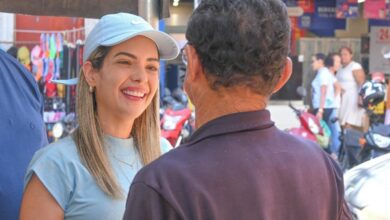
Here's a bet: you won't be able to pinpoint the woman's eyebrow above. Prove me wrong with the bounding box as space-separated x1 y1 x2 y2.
114 52 159 62
114 52 137 59
147 58 159 62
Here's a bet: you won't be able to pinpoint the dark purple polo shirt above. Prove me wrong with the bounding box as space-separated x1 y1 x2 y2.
124 110 352 220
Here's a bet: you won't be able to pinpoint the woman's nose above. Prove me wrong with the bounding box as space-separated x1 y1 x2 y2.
130 67 147 83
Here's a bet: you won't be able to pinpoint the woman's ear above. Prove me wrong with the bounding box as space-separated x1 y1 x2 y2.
82 61 98 87
272 57 292 94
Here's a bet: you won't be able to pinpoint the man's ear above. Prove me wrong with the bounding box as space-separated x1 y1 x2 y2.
82 61 98 87
272 57 292 94
186 45 203 83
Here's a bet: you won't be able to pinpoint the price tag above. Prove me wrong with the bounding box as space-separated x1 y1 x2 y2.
370 26 390 73
378 28 390 41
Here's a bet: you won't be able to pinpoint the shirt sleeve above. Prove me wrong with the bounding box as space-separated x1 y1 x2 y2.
351 62 362 71
123 182 181 220
328 158 353 220
318 69 332 86
160 137 173 154
24 146 73 210
340 200 353 220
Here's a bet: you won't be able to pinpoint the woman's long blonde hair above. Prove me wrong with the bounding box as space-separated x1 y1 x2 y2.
73 46 161 198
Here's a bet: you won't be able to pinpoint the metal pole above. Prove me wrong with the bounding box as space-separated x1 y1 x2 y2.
138 0 159 29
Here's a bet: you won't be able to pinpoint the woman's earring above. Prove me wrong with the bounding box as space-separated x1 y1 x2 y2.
89 86 94 93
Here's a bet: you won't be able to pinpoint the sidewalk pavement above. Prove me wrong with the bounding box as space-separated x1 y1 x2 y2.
267 100 305 131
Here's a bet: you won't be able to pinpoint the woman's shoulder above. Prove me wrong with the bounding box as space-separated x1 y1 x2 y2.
318 67 333 76
350 61 362 70
32 136 79 163
24 136 82 210
159 137 173 154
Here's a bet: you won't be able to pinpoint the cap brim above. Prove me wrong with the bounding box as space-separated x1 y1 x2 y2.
69 30 179 85
101 30 179 60
51 78 78 85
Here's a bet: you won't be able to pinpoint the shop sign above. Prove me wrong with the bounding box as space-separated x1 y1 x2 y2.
370 26 390 73
316 0 337 18
288 6 304 17
336 0 359 18
298 0 345 31
283 0 315 13
364 0 390 20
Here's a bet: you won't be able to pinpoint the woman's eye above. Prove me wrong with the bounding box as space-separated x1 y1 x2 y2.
118 60 132 65
147 66 159 72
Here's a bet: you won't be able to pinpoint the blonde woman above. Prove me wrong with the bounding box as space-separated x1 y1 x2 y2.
20 13 179 220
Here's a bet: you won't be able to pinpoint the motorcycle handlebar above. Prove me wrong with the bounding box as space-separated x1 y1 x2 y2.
288 103 300 115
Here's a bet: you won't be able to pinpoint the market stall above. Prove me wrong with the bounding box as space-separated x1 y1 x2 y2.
0 0 170 19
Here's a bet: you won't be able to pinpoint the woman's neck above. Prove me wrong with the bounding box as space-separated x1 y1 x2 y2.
97 109 134 139
342 60 352 67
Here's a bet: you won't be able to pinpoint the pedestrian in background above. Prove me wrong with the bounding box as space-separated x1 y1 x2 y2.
325 53 342 159
20 13 178 220
311 53 340 159
311 53 335 122
0 49 47 220
123 0 352 219
336 46 366 130
327 53 342 115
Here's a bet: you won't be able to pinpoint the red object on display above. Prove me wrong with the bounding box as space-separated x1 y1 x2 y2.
15 14 84 49
45 73 57 97
296 0 315 14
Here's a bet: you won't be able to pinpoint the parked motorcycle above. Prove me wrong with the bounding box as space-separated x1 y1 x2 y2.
363 123 390 157
341 54 390 220
339 115 390 171
339 80 389 171
287 87 330 149
44 97 66 143
160 88 194 147
51 112 77 142
161 108 193 147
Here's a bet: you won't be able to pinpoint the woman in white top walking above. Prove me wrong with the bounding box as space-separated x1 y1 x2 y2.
325 53 342 159
336 46 365 130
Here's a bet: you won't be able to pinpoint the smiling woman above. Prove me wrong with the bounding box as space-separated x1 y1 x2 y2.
19 13 179 220
86 36 161 140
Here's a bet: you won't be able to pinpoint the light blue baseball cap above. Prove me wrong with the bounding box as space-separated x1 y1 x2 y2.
52 12 179 85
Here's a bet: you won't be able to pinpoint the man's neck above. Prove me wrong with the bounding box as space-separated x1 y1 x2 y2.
194 88 268 129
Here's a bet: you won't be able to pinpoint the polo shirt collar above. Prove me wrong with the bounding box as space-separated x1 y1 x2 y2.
186 109 274 145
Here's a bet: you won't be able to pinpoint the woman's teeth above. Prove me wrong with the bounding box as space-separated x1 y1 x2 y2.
123 90 145 98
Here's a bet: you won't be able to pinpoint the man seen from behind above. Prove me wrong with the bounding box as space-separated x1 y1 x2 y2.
124 0 352 219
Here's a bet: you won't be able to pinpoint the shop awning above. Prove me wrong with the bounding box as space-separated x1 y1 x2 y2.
0 0 170 19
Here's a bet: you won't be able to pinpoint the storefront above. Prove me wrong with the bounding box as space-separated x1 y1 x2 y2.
1 0 390 102
0 0 172 141
276 0 390 101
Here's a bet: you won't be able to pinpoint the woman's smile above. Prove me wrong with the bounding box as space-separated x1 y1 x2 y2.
121 87 148 101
